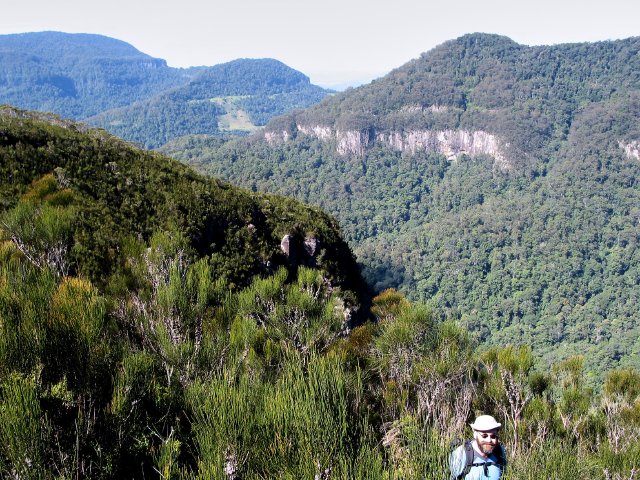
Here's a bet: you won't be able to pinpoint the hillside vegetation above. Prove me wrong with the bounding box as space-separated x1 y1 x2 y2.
0 32 330 148
0 32 194 119
86 59 331 148
0 107 639 478
0 106 362 294
167 34 640 380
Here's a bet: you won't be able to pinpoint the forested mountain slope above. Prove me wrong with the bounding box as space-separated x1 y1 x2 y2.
0 32 194 119
167 34 640 377
1 109 638 479
86 59 331 148
0 106 370 476
0 106 365 300
0 32 330 147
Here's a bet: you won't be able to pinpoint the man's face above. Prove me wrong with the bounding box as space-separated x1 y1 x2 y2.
474 429 499 456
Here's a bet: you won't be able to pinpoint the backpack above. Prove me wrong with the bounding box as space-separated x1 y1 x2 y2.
450 440 506 479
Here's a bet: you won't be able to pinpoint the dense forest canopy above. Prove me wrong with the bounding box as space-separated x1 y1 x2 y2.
86 59 331 148
0 106 364 297
0 31 194 119
0 32 331 148
0 108 639 478
167 34 640 379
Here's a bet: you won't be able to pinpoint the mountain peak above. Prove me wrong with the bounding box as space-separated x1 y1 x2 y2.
191 58 312 93
0 31 154 60
422 33 524 62
453 32 520 46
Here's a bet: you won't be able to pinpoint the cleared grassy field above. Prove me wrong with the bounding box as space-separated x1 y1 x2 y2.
210 96 261 132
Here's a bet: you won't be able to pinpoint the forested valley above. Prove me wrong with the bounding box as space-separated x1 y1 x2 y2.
0 32 331 148
167 34 640 382
0 32 639 479
0 103 639 479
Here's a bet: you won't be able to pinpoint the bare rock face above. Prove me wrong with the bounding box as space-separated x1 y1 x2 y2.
378 129 509 170
280 234 292 257
265 121 510 170
297 124 332 140
336 129 371 156
304 236 319 256
280 234 320 267
265 130 290 145
620 140 640 160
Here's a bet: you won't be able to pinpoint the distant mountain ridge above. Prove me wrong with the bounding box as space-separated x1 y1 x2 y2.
86 58 331 148
0 31 155 59
0 32 331 146
0 31 194 119
262 33 640 170
169 33 640 379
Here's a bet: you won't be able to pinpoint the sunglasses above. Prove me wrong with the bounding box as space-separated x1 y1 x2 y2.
478 433 498 440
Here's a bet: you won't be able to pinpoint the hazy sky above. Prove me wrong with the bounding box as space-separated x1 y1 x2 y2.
2 0 638 88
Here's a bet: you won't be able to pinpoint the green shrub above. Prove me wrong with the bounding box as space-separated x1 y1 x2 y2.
0 373 46 479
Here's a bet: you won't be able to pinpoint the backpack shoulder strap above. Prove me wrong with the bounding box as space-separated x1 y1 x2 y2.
459 441 474 478
494 444 507 470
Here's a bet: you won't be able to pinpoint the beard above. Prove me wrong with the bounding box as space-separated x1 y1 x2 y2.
477 440 496 456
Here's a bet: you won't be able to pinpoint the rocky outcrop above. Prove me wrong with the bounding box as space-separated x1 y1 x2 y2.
399 104 451 113
280 234 293 257
280 233 320 267
265 122 510 169
336 129 372 156
377 129 508 168
297 124 332 140
265 130 291 145
620 140 640 160
304 236 319 256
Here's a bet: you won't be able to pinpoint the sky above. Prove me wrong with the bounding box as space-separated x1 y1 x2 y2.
1 0 639 89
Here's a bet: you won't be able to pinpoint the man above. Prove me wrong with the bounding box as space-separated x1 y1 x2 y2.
449 415 506 479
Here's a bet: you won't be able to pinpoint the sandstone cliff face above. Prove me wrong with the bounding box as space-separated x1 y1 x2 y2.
297 124 332 140
265 122 510 170
336 129 372 156
265 130 291 144
620 140 640 161
376 129 507 167
400 104 451 114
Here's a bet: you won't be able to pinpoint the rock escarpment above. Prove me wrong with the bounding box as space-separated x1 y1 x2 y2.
280 233 321 267
265 122 510 170
377 129 508 168
620 140 640 161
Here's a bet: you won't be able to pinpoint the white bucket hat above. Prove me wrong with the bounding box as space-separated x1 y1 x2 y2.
470 415 502 432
